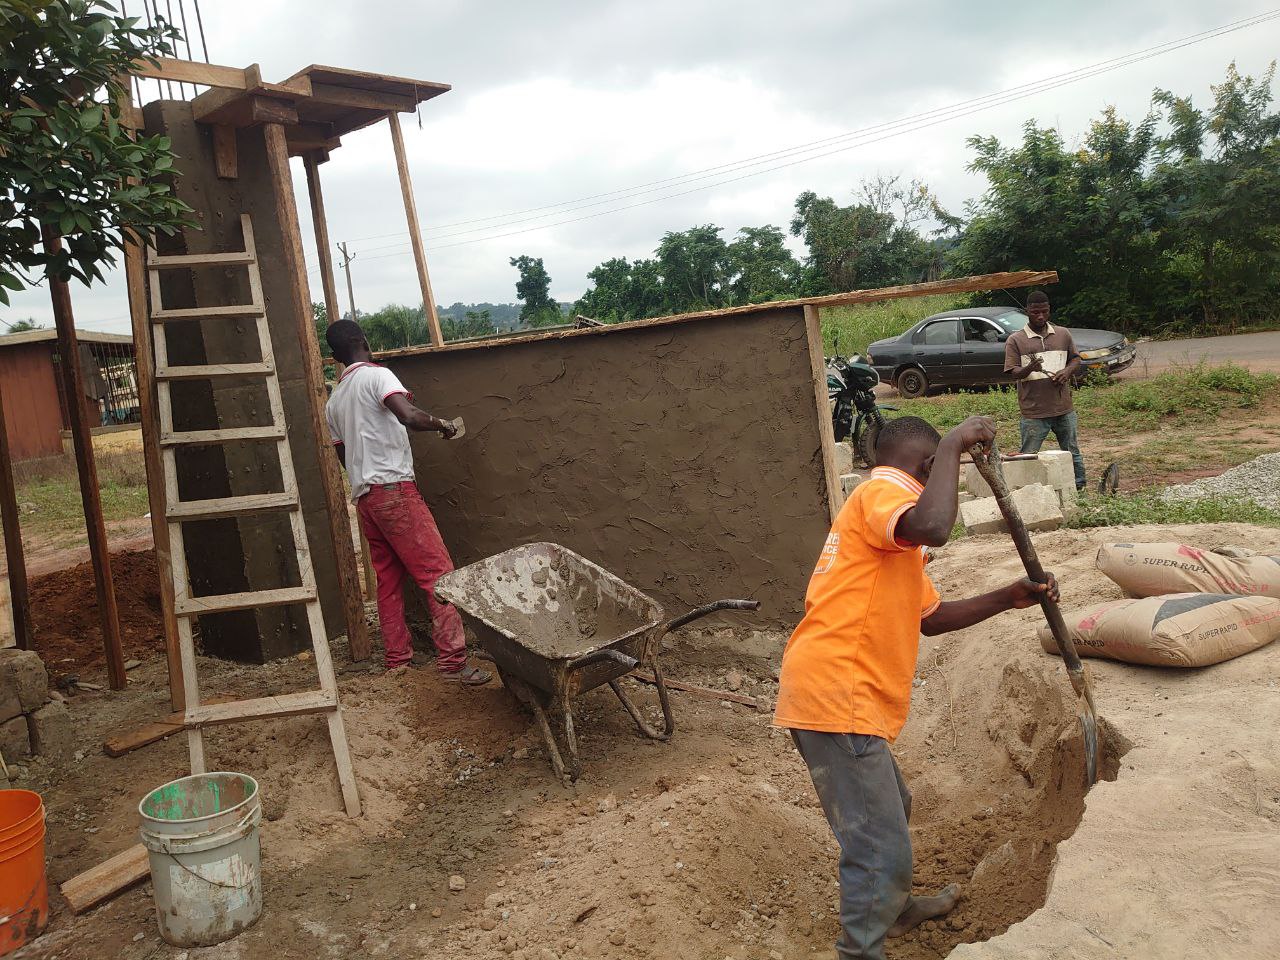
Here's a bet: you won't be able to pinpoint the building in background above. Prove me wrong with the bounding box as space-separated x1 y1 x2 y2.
0 329 139 462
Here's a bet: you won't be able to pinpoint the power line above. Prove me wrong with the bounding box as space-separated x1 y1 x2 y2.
345 8 1279 261
342 9 1280 251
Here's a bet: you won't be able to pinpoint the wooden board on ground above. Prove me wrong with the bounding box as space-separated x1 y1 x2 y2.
102 696 236 757
61 844 151 914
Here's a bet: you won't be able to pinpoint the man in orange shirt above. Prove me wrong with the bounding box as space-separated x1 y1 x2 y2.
775 415 1058 960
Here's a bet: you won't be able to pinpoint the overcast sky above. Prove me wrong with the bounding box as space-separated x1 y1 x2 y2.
4 0 1277 335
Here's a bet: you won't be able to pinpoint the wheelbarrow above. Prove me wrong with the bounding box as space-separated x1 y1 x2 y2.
435 542 759 780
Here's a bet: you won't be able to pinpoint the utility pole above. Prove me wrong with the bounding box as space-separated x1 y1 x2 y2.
337 242 357 321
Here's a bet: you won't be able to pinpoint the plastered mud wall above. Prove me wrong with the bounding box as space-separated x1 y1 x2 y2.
383 306 834 627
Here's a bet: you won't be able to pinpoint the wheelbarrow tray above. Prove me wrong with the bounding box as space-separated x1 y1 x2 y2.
435 542 665 697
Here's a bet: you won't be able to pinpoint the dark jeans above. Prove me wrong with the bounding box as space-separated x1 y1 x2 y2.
1019 411 1086 490
791 729 912 960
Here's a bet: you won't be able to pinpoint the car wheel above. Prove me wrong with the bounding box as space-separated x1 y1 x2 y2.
897 367 929 399
855 416 883 468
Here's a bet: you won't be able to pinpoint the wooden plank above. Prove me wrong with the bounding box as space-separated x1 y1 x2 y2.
174 585 316 617
804 304 843 523
155 361 274 380
152 303 264 321
184 689 336 727
160 425 285 445
0 378 33 650
212 124 238 179
387 112 444 346
166 491 298 521
263 122 372 662
42 226 126 691
148 250 254 269
129 56 250 90
284 64 451 100
192 90 299 128
303 153 341 327
374 270 1061 360
308 82 415 112
102 696 236 757
630 672 761 708
60 844 151 914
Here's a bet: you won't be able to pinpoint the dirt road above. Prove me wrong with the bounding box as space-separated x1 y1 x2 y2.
1129 329 1280 376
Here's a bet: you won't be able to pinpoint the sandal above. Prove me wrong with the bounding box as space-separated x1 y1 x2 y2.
442 665 492 686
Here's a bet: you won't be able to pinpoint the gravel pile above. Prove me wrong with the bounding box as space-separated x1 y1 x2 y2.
1163 452 1280 510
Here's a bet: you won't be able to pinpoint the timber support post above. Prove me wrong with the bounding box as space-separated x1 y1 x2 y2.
0 383 32 650
386 112 444 347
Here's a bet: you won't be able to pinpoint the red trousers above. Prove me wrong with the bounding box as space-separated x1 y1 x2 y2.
356 482 466 672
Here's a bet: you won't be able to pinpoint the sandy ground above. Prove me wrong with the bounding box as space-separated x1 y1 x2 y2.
7 522 1280 960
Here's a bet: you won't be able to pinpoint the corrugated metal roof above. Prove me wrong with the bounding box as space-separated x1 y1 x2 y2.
0 328 134 348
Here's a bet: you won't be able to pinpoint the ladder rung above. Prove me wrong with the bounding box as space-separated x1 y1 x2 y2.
184 689 337 727
160 426 285 445
175 586 316 617
149 251 255 269
156 362 274 380
167 492 298 521
152 304 265 321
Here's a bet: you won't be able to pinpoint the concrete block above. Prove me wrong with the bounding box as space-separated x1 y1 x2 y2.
833 441 854 476
28 700 73 763
960 483 1063 536
840 472 867 498
965 455 1076 508
958 490 976 505
0 714 30 760
0 648 48 722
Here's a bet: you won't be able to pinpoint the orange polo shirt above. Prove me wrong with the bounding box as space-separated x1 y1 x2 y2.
773 466 940 740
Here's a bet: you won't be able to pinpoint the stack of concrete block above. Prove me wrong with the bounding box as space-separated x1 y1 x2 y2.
964 450 1077 508
959 483 1064 535
0 648 73 769
833 441 855 477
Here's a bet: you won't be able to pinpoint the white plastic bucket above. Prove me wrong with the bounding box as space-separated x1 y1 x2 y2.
138 772 263 947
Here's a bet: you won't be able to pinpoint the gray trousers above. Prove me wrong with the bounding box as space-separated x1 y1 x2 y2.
791 729 912 960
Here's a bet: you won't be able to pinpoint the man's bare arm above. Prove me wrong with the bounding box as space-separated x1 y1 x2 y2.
384 394 457 436
334 442 346 469
920 575 1058 636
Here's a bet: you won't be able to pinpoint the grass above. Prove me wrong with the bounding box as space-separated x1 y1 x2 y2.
820 294 966 356
13 451 150 543
895 362 1279 439
1067 490 1280 529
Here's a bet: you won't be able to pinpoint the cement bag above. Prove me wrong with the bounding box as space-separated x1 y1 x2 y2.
1038 593 1280 667
1096 542 1280 598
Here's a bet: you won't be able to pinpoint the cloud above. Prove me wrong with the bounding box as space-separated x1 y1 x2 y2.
4 0 1275 333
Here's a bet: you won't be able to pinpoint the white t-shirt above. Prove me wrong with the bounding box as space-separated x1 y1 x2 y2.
325 362 416 501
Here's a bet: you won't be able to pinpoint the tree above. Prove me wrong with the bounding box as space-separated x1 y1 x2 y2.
312 301 329 356
361 303 428 350
509 254 560 326
655 224 731 312
726 225 802 303
0 1 192 302
4 318 43 332
441 308 496 341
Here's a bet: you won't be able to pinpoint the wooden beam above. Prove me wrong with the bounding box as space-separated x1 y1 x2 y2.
375 270 1060 360
102 696 235 757
804 304 843 523
194 92 299 128
123 236 183 710
262 122 372 661
386 112 444 346
212 124 238 179
42 228 126 690
303 154 341 331
129 56 250 90
308 82 416 113
61 844 151 913
286 123 341 156
0 383 32 650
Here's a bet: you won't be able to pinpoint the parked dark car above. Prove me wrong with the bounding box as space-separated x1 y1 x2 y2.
866 306 1136 398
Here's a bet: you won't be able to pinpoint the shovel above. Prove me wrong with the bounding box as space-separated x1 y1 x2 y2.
969 441 1100 786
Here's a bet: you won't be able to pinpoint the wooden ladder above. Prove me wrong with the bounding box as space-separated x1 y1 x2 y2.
145 213 360 817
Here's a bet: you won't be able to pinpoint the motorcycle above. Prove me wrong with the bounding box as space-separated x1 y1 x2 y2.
827 351 895 468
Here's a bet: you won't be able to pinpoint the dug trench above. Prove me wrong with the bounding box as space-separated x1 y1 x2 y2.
55 523 1280 960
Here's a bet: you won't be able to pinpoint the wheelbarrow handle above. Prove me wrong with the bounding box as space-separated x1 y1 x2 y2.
567 648 639 673
660 599 761 636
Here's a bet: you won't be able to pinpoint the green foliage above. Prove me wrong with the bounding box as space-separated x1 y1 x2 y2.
360 302 429 350
728 224 802 303
1099 362 1276 427
441 308 498 341
312 301 330 356
821 293 965 355
0 0 194 301
1067 490 1280 529
510 254 560 325
953 63 1280 336
4 317 43 331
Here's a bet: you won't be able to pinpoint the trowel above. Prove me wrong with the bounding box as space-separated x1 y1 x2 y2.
445 416 465 440
969 440 1101 786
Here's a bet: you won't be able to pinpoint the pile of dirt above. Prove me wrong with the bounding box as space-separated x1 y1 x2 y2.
27 549 165 679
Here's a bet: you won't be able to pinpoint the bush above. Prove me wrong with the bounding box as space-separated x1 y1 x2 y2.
820 294 965 356
1097 363 1276 428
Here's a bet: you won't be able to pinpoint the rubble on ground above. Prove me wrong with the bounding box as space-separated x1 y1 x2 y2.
1163 452 1280 510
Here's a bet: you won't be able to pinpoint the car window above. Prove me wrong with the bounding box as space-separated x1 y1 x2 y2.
962 318 1003 343
915 319 960 345
994 310 1029 333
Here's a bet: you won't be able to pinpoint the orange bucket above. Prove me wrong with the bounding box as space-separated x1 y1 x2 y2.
0 790 48 956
